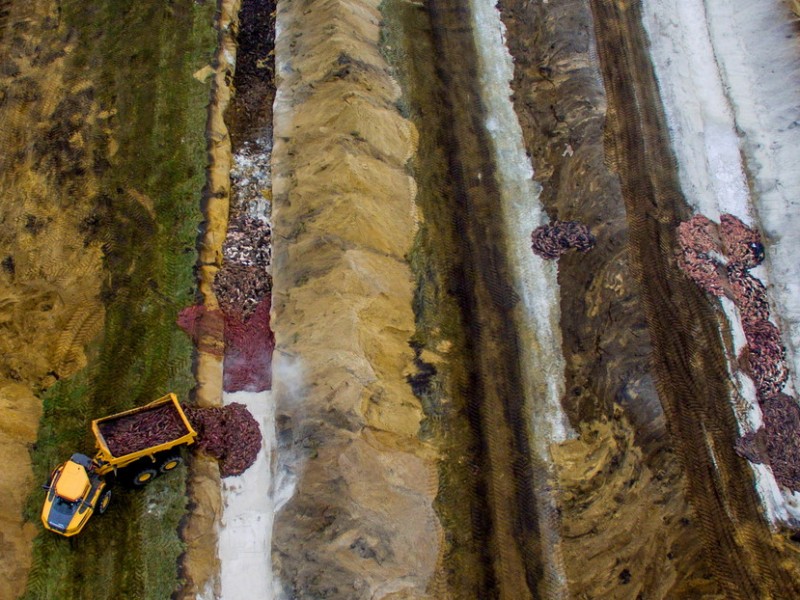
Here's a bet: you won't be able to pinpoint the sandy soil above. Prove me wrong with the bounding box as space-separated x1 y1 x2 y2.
0 1 107 596
268 0 441 596
177 2 241 598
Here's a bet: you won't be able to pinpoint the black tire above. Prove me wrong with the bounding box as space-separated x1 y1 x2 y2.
132 468 158 486
159 454 183 474
98 489 112 514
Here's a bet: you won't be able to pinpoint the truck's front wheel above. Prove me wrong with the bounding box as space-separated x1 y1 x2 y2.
132 468 158 486
98 489 112 514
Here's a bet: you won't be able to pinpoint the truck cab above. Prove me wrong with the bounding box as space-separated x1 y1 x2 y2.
41 453 110 537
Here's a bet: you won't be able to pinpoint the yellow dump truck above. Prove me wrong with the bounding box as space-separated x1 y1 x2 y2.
41 393 197 536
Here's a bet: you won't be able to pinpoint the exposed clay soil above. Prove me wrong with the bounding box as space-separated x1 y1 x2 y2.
0 1 106 596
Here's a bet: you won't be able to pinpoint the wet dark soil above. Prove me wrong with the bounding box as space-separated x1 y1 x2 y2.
386 0 553 596
498 0 715 595
389 0 800 596
589 1 800 596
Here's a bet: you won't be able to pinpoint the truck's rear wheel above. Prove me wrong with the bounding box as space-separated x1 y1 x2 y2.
132 468 158 486
159 454 183 473
98 489 112 514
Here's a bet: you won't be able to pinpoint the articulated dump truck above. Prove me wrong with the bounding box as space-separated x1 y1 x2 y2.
41 393 196 537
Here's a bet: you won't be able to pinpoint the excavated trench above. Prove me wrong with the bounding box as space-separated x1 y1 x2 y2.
586 3 800 597
227 0 800 596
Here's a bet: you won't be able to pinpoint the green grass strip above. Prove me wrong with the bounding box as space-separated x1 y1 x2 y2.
22 1 217 598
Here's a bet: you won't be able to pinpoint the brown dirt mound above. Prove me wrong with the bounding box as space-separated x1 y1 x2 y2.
184 402 262 477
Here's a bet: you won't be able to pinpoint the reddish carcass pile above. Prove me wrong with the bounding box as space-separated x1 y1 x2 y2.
184 403 262 477
677 213 800 491
100 402 262 478
531 220 595 260
99 403 188 457
178 213 275 393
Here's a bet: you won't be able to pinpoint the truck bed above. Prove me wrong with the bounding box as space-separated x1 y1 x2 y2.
93 394 196 466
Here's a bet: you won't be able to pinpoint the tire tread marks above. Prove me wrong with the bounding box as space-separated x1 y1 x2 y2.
590 1 800 597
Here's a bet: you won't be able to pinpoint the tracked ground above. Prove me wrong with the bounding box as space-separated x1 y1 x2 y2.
5 0 800 597
498 0 717 596
384 0 556 597
389 0 800 597
589 1 800 597
6 1 217 598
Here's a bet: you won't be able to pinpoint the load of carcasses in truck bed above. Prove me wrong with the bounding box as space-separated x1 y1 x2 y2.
99 402 190 456
100 402 261 477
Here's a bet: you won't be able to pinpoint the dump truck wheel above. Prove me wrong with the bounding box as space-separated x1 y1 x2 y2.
159 455 183 473
98 489 112 514
132 468 158 486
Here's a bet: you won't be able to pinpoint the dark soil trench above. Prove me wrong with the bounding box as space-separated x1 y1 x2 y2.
389 0 557 597
226 0 274 149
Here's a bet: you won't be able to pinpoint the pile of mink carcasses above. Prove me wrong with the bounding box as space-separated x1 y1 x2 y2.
677 213 800 492
99 402 261 477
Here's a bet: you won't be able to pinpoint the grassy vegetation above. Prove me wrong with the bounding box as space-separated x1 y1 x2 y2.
22 1 216 598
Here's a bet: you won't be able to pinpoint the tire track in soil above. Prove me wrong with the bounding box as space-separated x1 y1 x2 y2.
422 1 548 597
0 0 11 42
591 1 800 597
